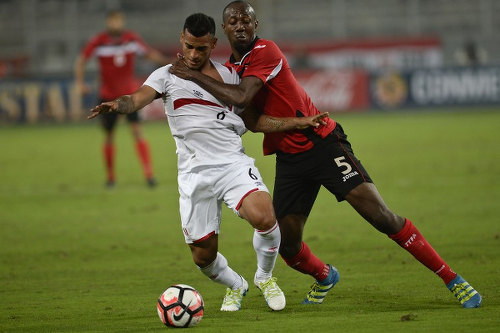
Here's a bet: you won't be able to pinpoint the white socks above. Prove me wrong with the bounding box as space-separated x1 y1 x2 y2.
198 222 280 288
253 222 281 282
199 252 243 290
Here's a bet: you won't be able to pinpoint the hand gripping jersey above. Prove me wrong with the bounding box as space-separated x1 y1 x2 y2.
225 38 336 155
144 61 247 173
81 30 150 100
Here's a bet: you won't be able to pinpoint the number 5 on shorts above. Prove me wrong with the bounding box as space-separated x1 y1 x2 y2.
334 156 352 175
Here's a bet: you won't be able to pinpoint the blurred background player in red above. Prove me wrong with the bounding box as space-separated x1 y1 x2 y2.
74 9 169 187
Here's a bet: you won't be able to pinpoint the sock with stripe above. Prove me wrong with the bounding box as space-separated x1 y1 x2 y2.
282 241 330 282
389 218 456 284
253 222 280 282
199 252 243 290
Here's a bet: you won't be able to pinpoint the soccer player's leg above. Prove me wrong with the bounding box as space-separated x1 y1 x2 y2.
128 112 156 187
180 172 248 311
189 239 248 312
273 163 338 304
346 177 482 308
238 190 286 311
100 111 118 187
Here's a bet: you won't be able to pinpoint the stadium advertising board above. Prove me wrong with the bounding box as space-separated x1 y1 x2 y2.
0 78 96 123
294 69 370 112
371 67 500 109
285 36 442 72
0 78 164 123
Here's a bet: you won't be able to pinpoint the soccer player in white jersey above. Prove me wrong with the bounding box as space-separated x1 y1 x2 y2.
88 13 326 312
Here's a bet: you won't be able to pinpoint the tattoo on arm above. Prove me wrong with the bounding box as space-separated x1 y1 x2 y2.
265 117 286 130
115 96 135 114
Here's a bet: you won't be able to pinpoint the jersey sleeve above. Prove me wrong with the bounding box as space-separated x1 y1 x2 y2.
143 65 169 94
242 41 284 83
81 34 102 60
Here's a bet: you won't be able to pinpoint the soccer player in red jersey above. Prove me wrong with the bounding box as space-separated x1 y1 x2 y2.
75 10 169 187
169 1 482 308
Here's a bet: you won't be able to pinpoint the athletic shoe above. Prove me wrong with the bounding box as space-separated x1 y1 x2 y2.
446 274 482 308
105 180 115 188
302 264 339 304
220 277 248 311
147 177 157 188
254 276 286 311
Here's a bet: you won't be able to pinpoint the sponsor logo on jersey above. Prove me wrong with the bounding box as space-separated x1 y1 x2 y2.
342 171 359 182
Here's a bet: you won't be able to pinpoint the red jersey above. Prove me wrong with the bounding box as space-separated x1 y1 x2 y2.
81 30 150 100
225 38 336 155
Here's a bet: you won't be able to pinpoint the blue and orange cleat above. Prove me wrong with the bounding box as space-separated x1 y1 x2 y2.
302 264 339 304
446 274 482 308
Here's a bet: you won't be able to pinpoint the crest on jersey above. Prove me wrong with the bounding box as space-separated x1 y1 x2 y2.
193 90 203 99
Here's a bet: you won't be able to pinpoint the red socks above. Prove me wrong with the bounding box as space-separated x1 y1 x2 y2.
103 143 115 182
104 139 154 183
135 139 153 179
282 242 329 281
389 219 456 284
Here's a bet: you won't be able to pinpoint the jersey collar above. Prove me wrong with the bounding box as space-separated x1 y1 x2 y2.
229 37 260 65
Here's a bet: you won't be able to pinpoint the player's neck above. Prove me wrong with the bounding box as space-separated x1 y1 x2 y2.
200 59 223 83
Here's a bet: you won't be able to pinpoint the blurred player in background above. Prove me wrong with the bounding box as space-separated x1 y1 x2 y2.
87 13 324 312
170 0 482 308
74 9 169 187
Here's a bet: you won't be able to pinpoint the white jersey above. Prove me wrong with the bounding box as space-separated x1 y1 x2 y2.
143 61 247 173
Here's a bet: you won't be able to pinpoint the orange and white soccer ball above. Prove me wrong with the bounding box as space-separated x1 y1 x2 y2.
157 284 204 328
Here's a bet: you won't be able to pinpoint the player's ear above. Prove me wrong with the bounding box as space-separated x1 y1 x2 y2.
212 37 218 49
254 19 258 30
179 31 184 44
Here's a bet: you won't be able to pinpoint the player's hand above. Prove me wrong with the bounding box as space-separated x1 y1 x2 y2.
169 53 192 79
75 81 90 95
295 112 329 129
88 101 118 120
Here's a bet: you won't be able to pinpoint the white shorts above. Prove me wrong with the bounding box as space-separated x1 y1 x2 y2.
178 155 269 244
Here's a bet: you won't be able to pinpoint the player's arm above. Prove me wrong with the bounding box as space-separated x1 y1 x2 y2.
240 106 329 133
88 85 158 119
169 57 263 108
74 54 90 94
145 49 171 66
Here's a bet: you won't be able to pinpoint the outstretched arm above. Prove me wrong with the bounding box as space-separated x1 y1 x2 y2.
88 85 158 119
240 106 329 133
169 56 263 108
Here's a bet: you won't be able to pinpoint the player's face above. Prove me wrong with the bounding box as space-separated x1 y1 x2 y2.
222 4 258 53
180 30 217 70
106 13 125 35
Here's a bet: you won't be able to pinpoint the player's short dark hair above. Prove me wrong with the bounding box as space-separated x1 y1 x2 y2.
222 1 255 22
183 13 216 37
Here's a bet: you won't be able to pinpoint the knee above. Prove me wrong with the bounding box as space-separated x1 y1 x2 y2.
249 211 276 231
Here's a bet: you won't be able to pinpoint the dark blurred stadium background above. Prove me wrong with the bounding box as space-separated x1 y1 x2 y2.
1 0 499 123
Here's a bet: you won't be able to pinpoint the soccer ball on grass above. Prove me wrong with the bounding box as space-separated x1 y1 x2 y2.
157 284 204 328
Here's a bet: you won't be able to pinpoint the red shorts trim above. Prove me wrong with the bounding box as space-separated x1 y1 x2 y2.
192 231 216 244
236 188 259 211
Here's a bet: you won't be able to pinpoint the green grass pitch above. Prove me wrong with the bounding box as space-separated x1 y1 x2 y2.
1 108 499 332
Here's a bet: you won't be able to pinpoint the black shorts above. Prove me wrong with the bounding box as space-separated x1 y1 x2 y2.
99 99 140 131
273 123 372 219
